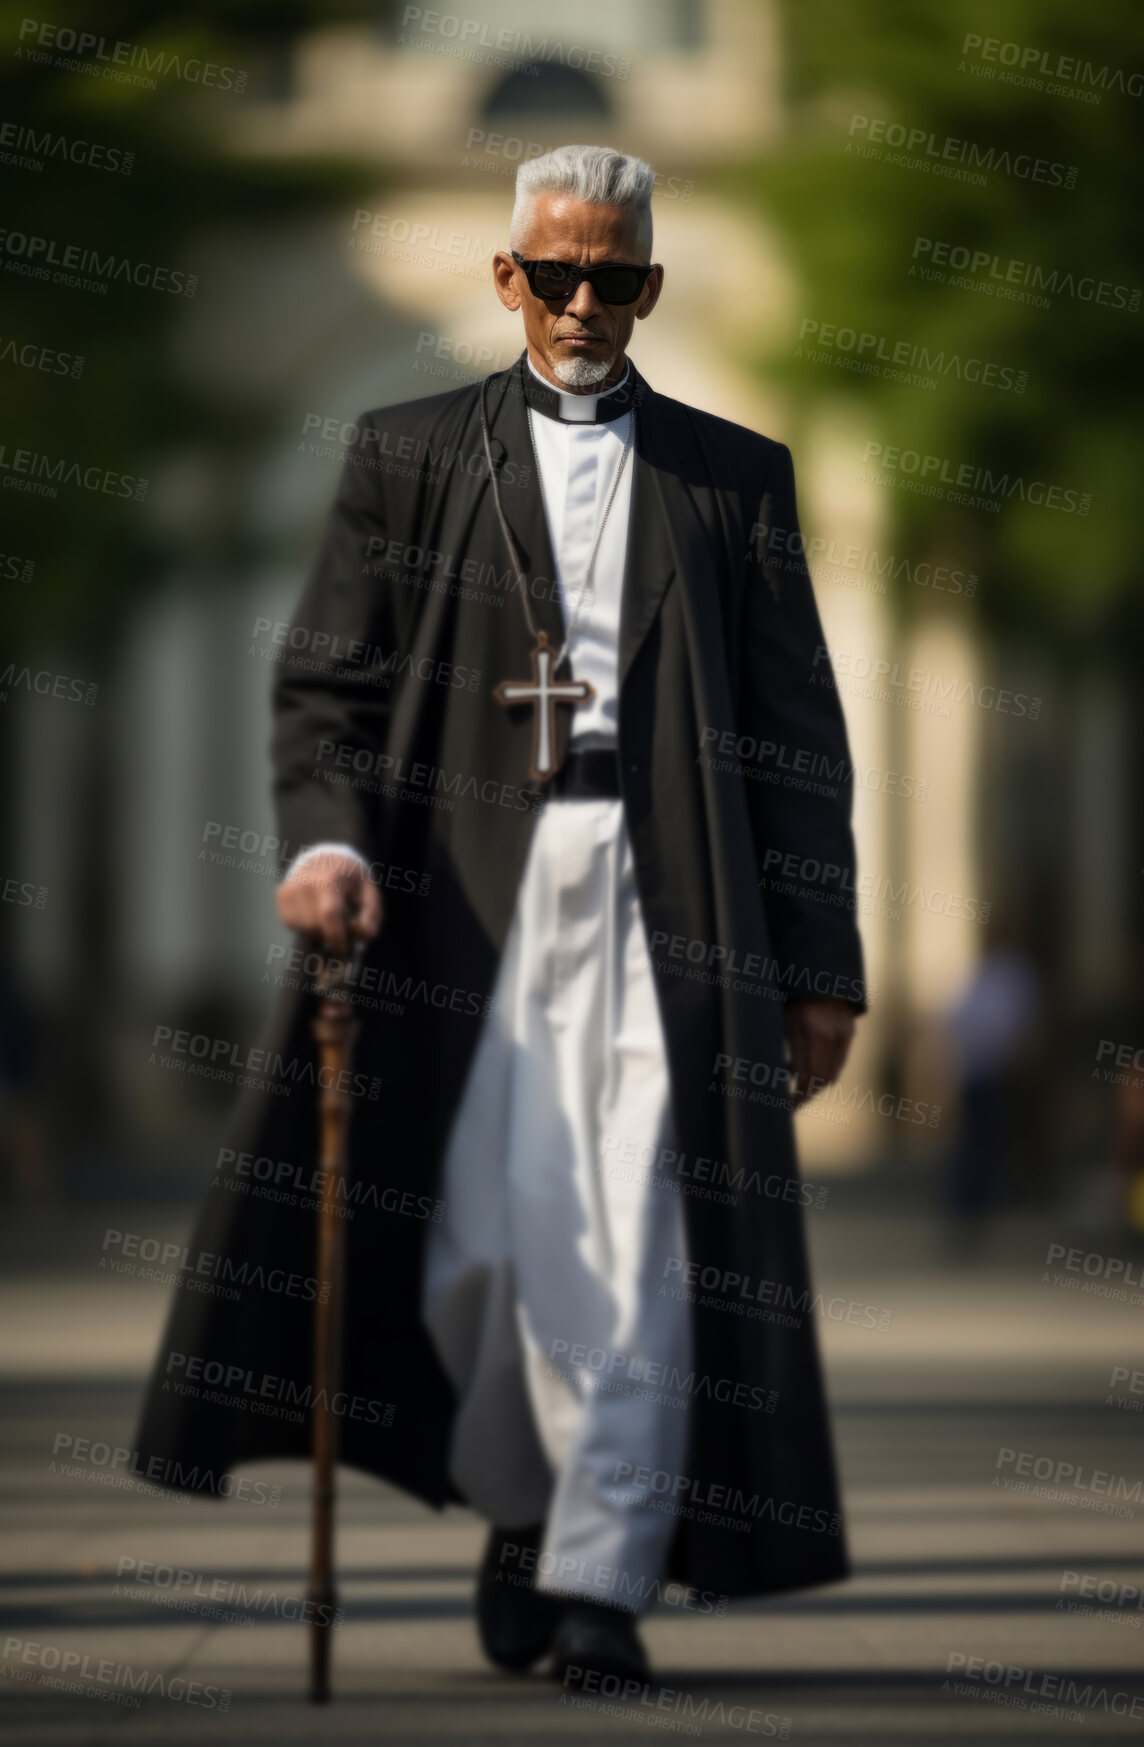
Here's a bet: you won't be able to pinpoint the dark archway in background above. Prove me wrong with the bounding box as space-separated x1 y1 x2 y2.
482 62 610 120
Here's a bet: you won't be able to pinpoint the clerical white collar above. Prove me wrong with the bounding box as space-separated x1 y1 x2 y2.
525 351 633 423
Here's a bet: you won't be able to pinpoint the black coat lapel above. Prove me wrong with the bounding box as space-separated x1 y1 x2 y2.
620 371 727 690
480 354 565 648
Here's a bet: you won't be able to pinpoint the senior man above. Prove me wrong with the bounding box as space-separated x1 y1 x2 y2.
137 142 865 1684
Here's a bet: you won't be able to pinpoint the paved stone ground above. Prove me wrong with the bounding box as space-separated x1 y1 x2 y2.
2 1200 1143 1744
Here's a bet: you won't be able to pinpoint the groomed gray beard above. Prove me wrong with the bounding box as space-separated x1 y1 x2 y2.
551 352 616 389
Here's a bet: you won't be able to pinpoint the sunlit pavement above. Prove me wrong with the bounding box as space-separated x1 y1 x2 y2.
2 1198 1143 1743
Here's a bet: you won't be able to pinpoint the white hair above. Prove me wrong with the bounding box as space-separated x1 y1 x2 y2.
509 144 655 256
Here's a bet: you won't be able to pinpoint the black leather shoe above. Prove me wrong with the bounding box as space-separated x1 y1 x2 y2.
547 1599 649 1684
475 1522 563 1672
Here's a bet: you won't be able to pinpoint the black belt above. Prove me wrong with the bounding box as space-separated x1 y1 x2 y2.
547 749 622 800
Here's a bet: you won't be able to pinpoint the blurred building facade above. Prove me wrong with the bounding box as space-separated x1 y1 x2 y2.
7 0 1131 1199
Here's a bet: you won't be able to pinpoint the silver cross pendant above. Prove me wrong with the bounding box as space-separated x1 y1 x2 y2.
493 631 596 783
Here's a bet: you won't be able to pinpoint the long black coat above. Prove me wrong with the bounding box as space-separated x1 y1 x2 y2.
136 351 866 1600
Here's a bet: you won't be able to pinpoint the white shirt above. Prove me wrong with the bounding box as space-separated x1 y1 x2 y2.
524 352 635 751
291 355 637 877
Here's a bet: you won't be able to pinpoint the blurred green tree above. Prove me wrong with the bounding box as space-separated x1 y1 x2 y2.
0 0 391 650
732 0 1144 659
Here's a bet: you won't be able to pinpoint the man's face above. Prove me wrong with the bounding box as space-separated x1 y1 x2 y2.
493 191 663 391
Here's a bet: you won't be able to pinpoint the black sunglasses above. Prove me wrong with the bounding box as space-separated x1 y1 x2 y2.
510 251 654 306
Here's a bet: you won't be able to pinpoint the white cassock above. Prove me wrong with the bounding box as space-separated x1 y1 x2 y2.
299 356 691 1614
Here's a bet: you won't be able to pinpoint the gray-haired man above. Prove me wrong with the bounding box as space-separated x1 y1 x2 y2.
139 144 864 1684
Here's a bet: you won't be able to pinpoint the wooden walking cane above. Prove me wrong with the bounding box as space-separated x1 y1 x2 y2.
306 928 365 1703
